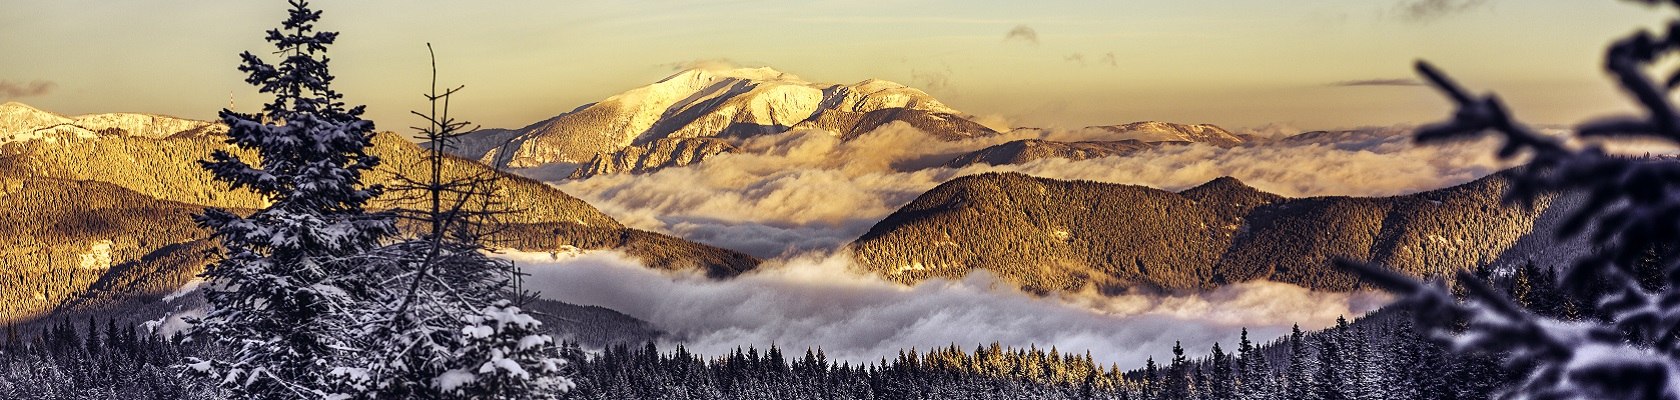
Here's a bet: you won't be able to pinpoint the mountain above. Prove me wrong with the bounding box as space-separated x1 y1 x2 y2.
452 67 999 173
1086 121 1248 147
0 103 760 323
849 172 1546 294
569 137 739 179
945 139 1162 167
0 176 212 324
941 122 1247 168
0 102 225 143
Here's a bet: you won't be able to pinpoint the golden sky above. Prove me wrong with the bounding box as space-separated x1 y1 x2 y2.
0 0 1663 131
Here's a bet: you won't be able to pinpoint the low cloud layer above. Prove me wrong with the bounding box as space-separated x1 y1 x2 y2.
0 80 55 99
555 124 1515 258
513 250 1387 368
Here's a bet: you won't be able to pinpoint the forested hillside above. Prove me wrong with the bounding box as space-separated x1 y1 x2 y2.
852 171 1544 293
0 114 759 327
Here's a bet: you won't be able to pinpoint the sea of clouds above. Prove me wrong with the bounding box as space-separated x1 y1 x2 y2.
518 122 1536 368
511 249 1389 368
554 123 1517 258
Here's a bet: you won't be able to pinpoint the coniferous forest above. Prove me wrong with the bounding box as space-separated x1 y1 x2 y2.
6 260 1586 399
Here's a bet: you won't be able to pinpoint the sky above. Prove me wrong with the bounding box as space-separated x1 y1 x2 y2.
0 0 1663 132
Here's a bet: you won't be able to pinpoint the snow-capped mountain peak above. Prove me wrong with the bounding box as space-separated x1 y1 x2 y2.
0 102 225 144
479 67 994 168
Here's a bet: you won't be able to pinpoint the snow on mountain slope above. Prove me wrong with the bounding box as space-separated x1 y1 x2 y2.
0 102 224 143
1087 121 1247 147
471 67 992 169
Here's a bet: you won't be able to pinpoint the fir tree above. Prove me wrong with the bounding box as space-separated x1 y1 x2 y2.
1312 329 1346 400
1209 342 1235 400
183 1 396 398
1236 328 1273 400
1165 341 1192 399
1285 324 1315 400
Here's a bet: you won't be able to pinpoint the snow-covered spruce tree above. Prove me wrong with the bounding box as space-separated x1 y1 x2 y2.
1338 1 1680 398
185 0 395 398
1236 328 1275 400
352 44 572 399
1284 324 1315 400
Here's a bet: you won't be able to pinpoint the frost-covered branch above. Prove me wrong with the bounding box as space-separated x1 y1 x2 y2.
1338 1 1680 398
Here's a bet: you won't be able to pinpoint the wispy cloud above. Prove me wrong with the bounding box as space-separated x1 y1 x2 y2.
0 80 55 99
1099 52 1118 68
1065 52 1118 68
1396 0 1491 22
659 58 746 72
1330 78 1423 87
1003 25 1039 45
911 67 952 92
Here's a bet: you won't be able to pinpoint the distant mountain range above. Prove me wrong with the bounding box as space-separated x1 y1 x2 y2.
850 171 1571 294
440 68 1265 178
0 102 758 326
448 67 998 177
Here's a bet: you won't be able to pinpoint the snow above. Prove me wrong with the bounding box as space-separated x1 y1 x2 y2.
162 279 205 302
496 66 959 166
486 355 530 379
463 325 494 339
517 334 550 351
76 240 114 270
436 369 477 392
0 101 222 144
893 261 928 275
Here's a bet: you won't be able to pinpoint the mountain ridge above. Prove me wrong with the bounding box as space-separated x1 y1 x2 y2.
449 67 1000 174
850 171 1544 294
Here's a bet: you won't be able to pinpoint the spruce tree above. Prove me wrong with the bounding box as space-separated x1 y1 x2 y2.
1285 324 1315 400
1209 342 1235 400
1312 331 1346 400
1165 341 1192 399
1236 328 1273 400
184 1 395 398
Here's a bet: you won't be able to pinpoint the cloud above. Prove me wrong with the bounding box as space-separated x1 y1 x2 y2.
1099 52 1119 68
1396 0 1491 22
1067 52 1118 68
1235 123 1303 139
1330 78 1423 87
512 249 1387 368
660 58 745 72
911 67 952 92
554 124 1517 258
0 80 55 99
1003 25 1039 45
